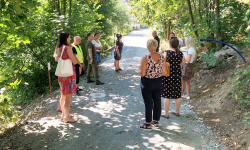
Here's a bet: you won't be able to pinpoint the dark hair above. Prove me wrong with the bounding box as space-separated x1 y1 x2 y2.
170 32 175 35
171 36 177 39
116 34 122 40
94 33 100 37
169 38 180 55
87 33 92 38
59 31 70 47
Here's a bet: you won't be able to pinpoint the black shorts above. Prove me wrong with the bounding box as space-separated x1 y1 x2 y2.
75 65 80 84
114 50 122 60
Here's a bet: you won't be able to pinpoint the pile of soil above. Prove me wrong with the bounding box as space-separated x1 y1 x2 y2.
189 52 250 149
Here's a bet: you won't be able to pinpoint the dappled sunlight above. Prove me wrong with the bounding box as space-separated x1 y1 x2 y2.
166 122 182 133
22 117 75 137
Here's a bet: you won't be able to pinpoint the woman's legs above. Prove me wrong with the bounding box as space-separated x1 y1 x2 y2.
186 80 191 96
115 60 120 70
163 98 170 115
60 94 66 119
174 98 181 113
181 80 185 97
63 94 77 122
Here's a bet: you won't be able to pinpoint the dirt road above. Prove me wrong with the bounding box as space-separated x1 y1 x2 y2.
0 29 225 150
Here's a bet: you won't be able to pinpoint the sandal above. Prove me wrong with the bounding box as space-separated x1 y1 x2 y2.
118 68 123 71
57 107 62 112
115 69 120 72
161 114 169 119
151 121 159 127
64 117 78 123
139 123 151 129
171 111 180 116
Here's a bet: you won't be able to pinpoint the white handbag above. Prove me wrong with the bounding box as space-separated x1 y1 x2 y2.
55 45 73 77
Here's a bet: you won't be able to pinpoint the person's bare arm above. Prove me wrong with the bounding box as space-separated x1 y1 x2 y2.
53 48 58 62
139 56 147 77
181 55 186 64
67 46 77 65
185 54 192 63
115 45 120 56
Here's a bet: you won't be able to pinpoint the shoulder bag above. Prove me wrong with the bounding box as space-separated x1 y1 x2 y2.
55 46 73 77
162 50 170 77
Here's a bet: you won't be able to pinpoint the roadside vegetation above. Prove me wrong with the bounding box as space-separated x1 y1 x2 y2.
129 0 250 128
0 0 132 132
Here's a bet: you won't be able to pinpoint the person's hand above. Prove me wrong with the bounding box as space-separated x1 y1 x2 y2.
82 63 85 68
89 59 93 64
80 65 83 74
118 53 121 57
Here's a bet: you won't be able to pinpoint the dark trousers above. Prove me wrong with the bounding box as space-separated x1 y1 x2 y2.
140 77 162 122
87 60 98 81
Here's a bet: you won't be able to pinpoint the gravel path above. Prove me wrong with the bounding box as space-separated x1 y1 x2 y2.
0 29 225 150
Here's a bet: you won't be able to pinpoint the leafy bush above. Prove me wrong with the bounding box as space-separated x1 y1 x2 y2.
232 64 250 126
202 53 218 68
0 0 132 130
232 64 250 107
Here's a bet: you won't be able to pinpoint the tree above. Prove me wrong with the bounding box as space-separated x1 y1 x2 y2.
186 0 199 40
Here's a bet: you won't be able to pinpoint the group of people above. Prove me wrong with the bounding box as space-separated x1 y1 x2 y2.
139 31 196 129
53 31 124 123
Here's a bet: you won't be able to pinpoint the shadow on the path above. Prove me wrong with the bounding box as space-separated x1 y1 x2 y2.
0 29 209 150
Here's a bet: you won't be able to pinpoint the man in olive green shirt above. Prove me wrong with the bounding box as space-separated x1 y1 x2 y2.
86 33 104 85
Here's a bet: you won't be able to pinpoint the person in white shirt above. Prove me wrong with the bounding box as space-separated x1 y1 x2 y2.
181 36 196 100
92 33 103 65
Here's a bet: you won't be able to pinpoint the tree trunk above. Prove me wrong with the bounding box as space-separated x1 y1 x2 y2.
69 0 72 17
167 19 171 40
163 19 167 41
63 0 66 15
215 0 221 48
57 0 60 15
198 0 202 20
192 0 196 11
186 0 199 40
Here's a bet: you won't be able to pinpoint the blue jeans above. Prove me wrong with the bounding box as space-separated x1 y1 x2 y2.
96 51 101 64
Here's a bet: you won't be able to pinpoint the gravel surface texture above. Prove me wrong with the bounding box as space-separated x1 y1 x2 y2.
0 29 225 150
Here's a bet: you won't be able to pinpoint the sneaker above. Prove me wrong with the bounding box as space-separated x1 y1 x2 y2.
77 87 83 91
76 90 81 96
96 80 104 85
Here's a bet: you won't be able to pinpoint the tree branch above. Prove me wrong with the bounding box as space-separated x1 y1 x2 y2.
0 34 8 47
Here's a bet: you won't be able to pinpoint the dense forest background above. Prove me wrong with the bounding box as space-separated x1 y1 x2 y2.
0 0 132 128
129 0 250 50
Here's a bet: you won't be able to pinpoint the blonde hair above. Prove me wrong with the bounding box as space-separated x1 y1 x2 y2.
185 36 196 50
147 39 158 52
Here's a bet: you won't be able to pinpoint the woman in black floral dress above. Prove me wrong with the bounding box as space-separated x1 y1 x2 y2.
161 38 186 118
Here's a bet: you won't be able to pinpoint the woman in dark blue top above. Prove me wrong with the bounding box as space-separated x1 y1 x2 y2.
114 34 123 72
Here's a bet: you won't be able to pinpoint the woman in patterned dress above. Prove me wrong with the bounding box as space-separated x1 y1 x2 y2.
56 32 78 123
139 39 166 129
161 38 186 118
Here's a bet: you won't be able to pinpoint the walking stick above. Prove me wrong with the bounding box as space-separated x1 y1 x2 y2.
48 62 52 99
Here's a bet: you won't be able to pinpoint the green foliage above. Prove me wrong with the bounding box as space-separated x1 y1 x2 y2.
202 53 218 68
232 64 250 126
129 0 249 44
232 64 250 107
243 112 250 126
0 0 131 129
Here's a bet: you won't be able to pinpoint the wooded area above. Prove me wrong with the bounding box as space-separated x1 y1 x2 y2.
0 0 131 129
129 0 250 49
